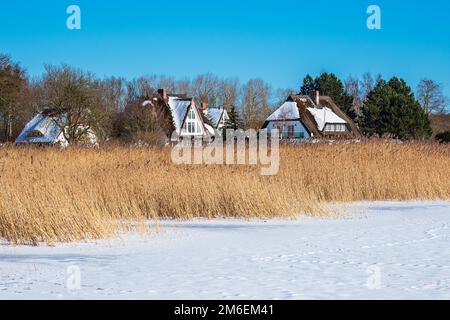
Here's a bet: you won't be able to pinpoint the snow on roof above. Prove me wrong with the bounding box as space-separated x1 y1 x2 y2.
167 96 192 132
203 108 223 128
307 107 347 131
204 123 216 135
16 112 66 144
142 100 153 107
266 102 299 121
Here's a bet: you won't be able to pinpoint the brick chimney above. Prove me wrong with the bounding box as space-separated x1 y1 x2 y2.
310 90 320 106
201 102 207 111
158 88 167 100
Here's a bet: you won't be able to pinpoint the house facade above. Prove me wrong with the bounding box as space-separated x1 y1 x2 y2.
202 104 230 131
262 91 361 140
142 89 213 141
15 109 97 147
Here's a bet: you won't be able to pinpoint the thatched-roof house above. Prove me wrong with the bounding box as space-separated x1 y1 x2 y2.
262 91 361 139
16 109 97 147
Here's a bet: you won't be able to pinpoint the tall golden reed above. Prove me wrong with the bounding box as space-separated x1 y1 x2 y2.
0 141 448 244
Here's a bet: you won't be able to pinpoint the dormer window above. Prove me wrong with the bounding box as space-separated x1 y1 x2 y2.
27 130 44 138
324 123 347 132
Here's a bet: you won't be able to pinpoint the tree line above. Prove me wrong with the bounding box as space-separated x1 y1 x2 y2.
0 53 448 145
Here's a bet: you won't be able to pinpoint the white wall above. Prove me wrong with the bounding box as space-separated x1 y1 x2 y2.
265 120 310 139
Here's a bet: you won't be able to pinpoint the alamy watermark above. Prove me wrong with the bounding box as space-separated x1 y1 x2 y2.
66 5 380 31
171 129 280 176
64 5 381 31
67 5 81 30
66 265 81 291
367 5 381 30
366 265 382 290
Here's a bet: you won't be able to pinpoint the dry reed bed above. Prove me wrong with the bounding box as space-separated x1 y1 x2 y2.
0 141 449 245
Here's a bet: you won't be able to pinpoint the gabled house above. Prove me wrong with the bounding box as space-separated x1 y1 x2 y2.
15 109 97 147
262 91 361 139
202 104 230 131
142 89 213 140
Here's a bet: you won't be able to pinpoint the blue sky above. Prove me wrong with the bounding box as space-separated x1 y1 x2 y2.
1 0 449 97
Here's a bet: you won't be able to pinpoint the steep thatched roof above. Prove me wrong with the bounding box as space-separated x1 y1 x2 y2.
263 94 362 138
318 96 361 138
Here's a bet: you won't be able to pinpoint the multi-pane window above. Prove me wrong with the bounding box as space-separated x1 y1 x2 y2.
324 123 347 132
287 125 295 138
184 108 201 134
275 125 283 138
273 124 301 139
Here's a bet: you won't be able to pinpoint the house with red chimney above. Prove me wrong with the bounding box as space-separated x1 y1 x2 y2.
142 88 214 140
262 91 361 140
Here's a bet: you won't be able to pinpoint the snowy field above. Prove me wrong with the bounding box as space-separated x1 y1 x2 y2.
1 201 449 300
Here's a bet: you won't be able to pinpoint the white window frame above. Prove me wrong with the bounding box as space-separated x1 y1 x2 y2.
324 123 347 132
183 108 202 134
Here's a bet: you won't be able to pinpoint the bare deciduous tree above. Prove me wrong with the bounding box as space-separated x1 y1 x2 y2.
0 54 27 141
154 75 176 93
101 76 126 112
417 79 448 114
345 75 363 118
175 78 191 95
274 87 296 107
191 73 219 107
218 78 239 108
119 96 170 146
43 64 108 144
360 72 382 101
241 78 272 129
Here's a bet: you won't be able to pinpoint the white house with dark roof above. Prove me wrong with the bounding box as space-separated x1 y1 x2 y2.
263 101 311 139
262 91 361 139
142 89 214 140
168 96 203 136
202 104 229 131
16 109 97 147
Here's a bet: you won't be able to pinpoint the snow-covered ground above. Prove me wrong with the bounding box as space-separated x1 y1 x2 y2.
1 201 449 300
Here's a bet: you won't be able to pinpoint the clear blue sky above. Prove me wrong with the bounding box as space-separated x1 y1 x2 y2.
1 0 449 97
